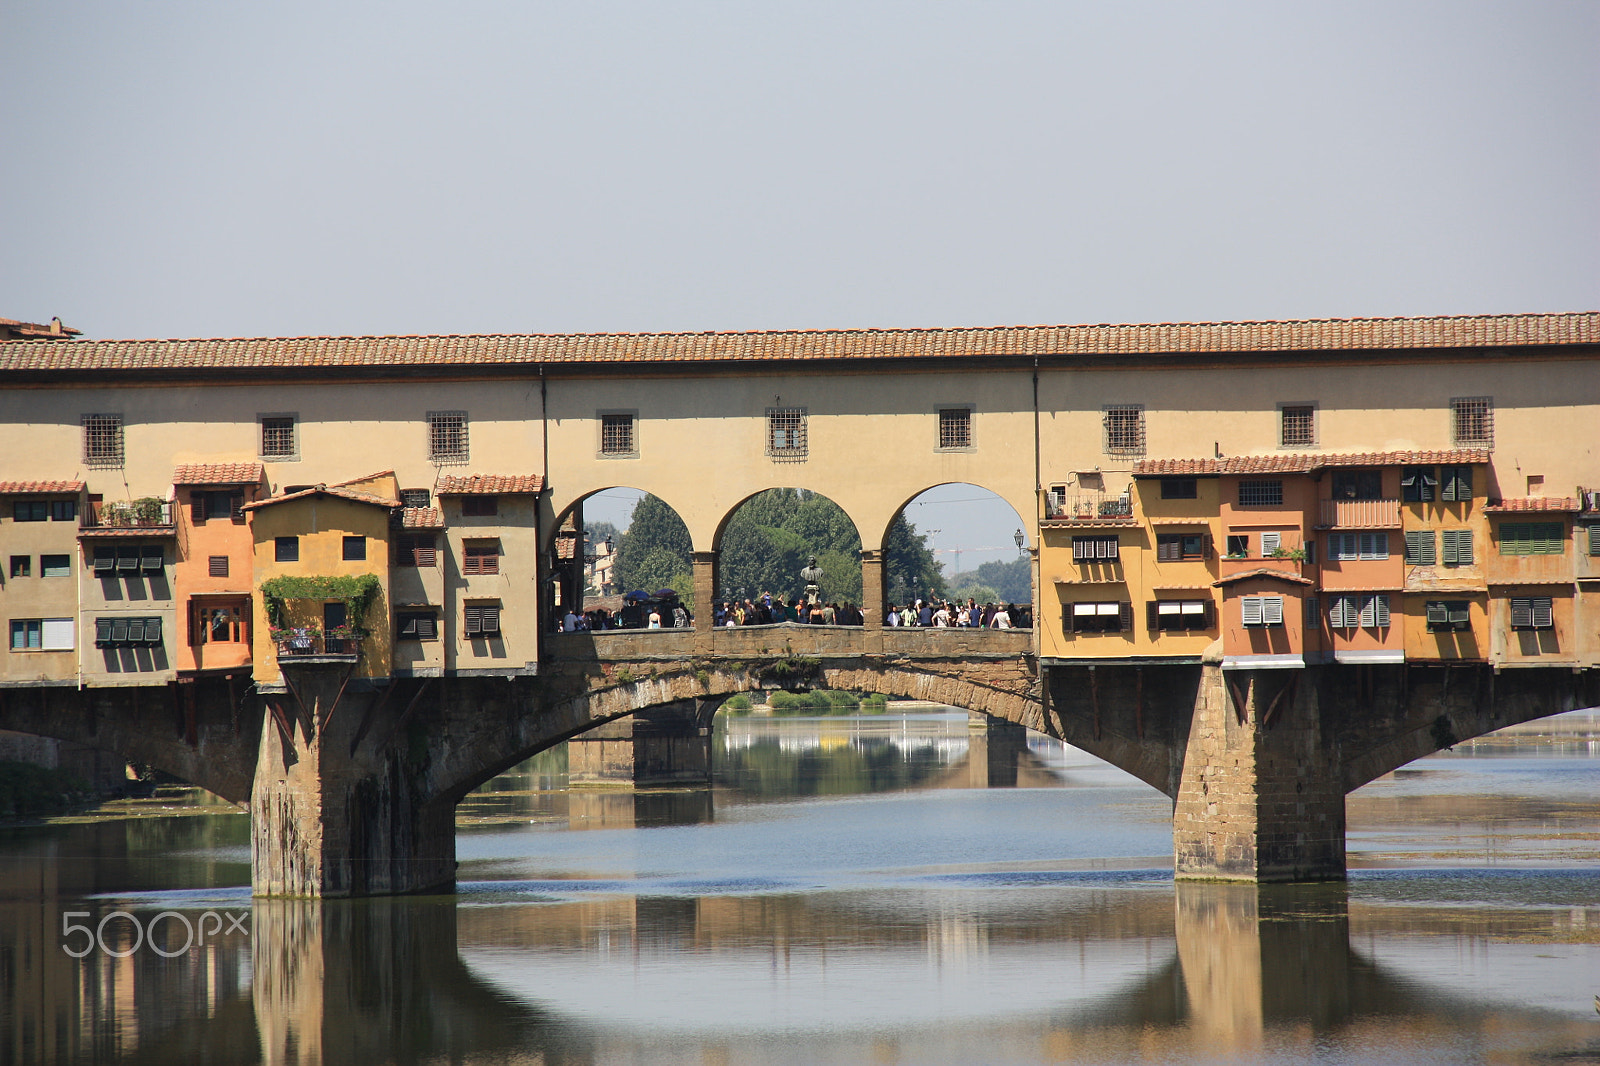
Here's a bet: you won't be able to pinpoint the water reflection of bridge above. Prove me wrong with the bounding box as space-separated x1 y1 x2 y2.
10 882 1597 1065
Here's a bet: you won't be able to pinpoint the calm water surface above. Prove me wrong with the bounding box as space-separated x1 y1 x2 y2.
2 707 1598 1064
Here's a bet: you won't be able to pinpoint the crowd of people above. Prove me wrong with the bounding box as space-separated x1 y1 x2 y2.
557 594 1031 631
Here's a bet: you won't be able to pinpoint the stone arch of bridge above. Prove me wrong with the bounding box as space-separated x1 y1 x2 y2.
434 658 1048 804
545 485 694 554
876 480 1036 562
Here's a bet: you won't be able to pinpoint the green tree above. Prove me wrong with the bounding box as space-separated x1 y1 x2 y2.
884 514 946 605
975 557 1032 604
613 495 691 593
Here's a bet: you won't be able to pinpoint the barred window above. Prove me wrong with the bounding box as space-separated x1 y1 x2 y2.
261 416 297 458
428 411 469 463
82 414 124 468
1103 405 1145 456
1238 480 1283 507
1280 405 1315 447
399 489 431 509
600 413 636 456
767 407 807 460
937 408 972 449
1452 397 1493 447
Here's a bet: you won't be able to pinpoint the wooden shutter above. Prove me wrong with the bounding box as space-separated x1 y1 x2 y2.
1156 537 1178 562
480 606 501 634
209 555 229 577
1261 531 1281 555
1241 597 1263 626
1147 601 1161 630
95 618 114 646
1426 601 1448 626
93 548 116 575
143 617 162 644
416 614 437 640
1448 602 1470 628
464 607 482 635
117 547 140 572
1262 596 1283 625
230 493 245 522
1589 524 1600 556
1374 595 1390 627
1530 597 1553 629
191 493 206 524
141 546 164 572
1510 598 1532 628
1117 602 1133 631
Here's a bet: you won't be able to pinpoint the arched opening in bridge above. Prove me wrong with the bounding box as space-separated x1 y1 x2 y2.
886 483 1032 625
713 488 863 614
552 487 694 622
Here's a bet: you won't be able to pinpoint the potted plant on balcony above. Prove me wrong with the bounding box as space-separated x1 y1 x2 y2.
130 496 166 525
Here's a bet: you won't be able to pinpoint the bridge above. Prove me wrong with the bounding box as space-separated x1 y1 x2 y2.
2 310 1599 895
2 620 1593 897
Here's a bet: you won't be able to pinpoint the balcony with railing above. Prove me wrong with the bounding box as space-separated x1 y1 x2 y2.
1318 498 1401 529
272 627 361 661
1043 493 1136 525
80 497 177 531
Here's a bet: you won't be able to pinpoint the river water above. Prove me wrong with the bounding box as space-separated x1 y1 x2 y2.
2 706 1598 1065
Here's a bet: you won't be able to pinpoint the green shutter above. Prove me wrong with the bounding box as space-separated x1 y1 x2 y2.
1426 601 1448 626
1405 530 1436 565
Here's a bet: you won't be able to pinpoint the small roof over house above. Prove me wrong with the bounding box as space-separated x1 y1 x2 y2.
0 480 86 495
172 462 265 486
1135 449 1490 478
399 507 445 529
436 474 546 495
0 316 80 340
1213 567 1316 587
243 471 401 512
1482 497 1581 513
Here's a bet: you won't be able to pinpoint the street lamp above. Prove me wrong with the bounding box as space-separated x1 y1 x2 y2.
1014 529 1025 556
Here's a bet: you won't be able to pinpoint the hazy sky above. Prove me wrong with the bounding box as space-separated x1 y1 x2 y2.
4 2 1595 569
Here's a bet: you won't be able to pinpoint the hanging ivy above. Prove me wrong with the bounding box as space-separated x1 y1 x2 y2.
260 573 383 630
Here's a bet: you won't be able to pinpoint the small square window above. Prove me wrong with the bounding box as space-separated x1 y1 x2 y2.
261 415 297 459
600 413 636 456
1280 405 1316 448
343 536 366 561
275 536 299 563
1452 396 1493 448
767 408 808 460
50 499 77 522
427 411 469 463
1160 478 1197 499
209 555 230 578
9 556 30 578
13 501 47 522
10 619 41 650
463 540 500 575
1103 405 1145 456
82 413 124 468
41 555 71 578
396 611 439 641
461 495 498 517
937 408 972 450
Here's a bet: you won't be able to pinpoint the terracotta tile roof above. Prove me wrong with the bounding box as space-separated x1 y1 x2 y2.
0 480 85 494
1135 449 1491 477
79 525 176 538
172 462 265 486
1213 567 1316 587
242 484 401 511
0 313 1593 374
555 533 577 560
400 507 445 529
1483 497 1580 513
435 474 546 495
0 317 80 340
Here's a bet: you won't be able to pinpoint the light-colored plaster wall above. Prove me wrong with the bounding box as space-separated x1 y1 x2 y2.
0 495 83 685
442 493 539 677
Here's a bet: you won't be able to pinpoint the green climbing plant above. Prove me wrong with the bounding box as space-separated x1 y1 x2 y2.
260 573 383 630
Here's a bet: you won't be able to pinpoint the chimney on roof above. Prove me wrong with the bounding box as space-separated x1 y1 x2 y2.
50 317 62 335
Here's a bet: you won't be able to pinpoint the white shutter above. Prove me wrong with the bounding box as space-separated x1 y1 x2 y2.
1261 531 1281 555
1262 596 1283 625
1241 597 1263 626
40 618 74 651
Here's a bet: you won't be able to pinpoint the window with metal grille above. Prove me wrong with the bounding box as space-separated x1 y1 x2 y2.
1509 596 1553 629
343 536 366 561
1102 405 1145 456
1426 600 1471 632
1240 596 1284 627
463 540 499 575
1497 522 1565 556
1064 601 1133 633
1451 397 1493 447
209 555 230 577
1404 530 1436 565
1146 599 1213 631
1441 529 1474 566
1280 405 1315 447
1156 533 1208 561
399 489 431 509
82 414 123 468
427 411 469 463
461 495 498 517
260 416 296 458
1072 535 1120 561
766 408 807 459
1237 480 1283 507
397 534 436 567
600 413 636 456
275 536 299 563
937 408 972 449
463 604 501 635
1160 477 1197 499
396 612 438 641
